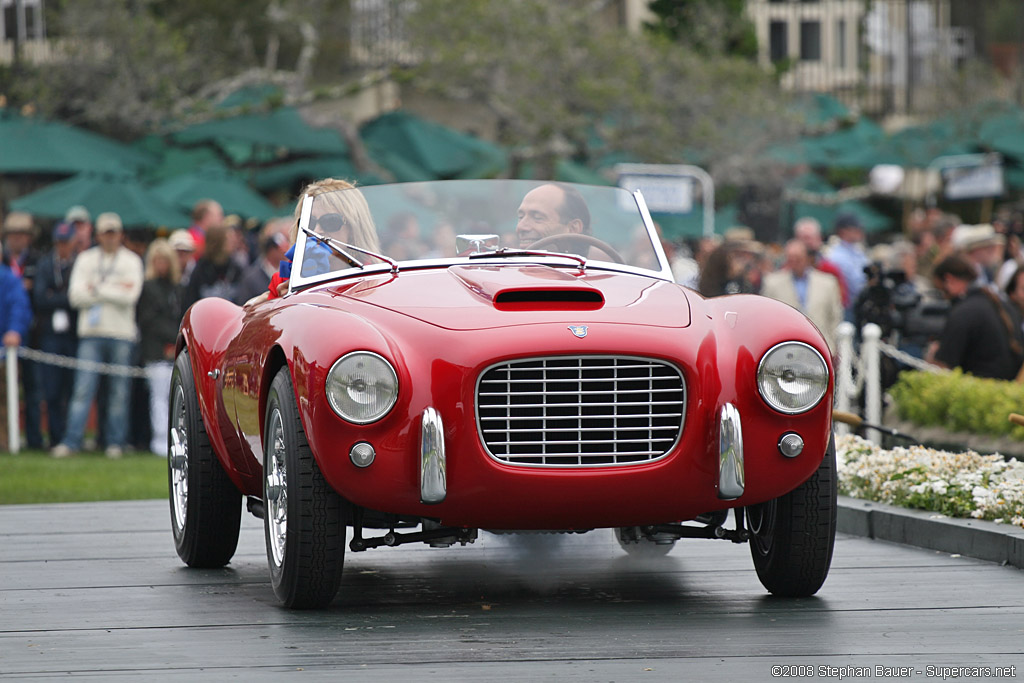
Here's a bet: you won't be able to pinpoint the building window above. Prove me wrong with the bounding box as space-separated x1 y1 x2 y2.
800 20 821 61
837 18 847 68
770 21 788 62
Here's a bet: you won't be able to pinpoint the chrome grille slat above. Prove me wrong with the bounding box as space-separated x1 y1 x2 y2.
476 355 686 468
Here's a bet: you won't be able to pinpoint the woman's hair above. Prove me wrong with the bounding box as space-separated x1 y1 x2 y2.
1006 265 1024 301
289 178 381 253
145 238 181 284
203 223 231 266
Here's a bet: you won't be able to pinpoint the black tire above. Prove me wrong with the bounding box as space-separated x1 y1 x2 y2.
614 527 675 557
747 433 837 597
168 349 242 568
263 368 347 609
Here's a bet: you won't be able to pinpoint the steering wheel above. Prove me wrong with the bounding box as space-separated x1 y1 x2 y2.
528 233 625 264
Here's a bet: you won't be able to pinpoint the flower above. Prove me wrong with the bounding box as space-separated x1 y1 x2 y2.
836 434 1024 529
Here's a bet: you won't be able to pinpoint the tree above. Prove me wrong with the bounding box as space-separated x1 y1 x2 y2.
645 0 758 60
401 0 798 184
2 0 350 139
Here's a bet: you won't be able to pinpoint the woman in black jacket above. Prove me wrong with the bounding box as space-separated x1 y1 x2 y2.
137 238 183 455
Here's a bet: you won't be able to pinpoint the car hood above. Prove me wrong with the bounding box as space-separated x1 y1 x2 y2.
320 264 692 331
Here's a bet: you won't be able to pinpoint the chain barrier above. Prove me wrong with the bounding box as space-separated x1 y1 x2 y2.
877 341 949 374
783 185 873 205
14 346 149 378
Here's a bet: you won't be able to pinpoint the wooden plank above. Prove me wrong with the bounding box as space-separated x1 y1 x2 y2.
1 500 1021 680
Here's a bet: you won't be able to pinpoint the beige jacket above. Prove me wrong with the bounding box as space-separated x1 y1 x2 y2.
760 268 843 353
68 246 144 341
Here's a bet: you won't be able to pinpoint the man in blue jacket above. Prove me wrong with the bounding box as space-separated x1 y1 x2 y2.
0 239 33 452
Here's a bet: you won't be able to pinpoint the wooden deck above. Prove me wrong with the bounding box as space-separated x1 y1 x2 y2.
1 500 1022 680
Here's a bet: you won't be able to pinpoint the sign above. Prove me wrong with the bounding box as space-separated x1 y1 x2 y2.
615 163 715 238
617 173 693 213
942 162 1004 201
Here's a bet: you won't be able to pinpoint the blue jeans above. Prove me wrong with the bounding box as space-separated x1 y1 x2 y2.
39 333 78 447
60 337 136 451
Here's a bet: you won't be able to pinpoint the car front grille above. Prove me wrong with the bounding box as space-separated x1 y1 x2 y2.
476 356 686 467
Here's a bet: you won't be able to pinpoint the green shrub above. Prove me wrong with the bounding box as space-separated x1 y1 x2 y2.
890 369 1024 440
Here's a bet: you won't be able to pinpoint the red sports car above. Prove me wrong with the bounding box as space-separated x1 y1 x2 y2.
169 179 836 608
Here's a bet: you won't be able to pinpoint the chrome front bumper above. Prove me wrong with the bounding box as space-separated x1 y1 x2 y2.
718 403 745 500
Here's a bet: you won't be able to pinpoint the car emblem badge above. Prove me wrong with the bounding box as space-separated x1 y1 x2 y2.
568 325 588 339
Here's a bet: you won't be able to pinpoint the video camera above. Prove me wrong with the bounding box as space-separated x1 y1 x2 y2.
853 263 949 349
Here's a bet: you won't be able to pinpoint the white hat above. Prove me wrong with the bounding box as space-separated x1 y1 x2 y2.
952 223 1004 252
168 229 196 252
95 212 123 233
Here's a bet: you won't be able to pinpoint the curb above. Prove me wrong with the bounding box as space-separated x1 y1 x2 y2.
838 495 1024 570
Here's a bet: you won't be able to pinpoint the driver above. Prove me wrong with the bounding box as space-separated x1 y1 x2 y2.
515 183 591 249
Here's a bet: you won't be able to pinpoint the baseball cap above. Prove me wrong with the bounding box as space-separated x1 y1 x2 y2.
95 212 123 233
834 212 863 231
168 229 196 252
65 205 91 223
53 221 75 242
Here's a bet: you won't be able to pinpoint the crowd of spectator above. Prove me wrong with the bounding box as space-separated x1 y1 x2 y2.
4 192 1024 457
676 206 1024 383
0 200 292 457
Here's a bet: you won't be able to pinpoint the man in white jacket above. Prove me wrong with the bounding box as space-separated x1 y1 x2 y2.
51 213 143 459
760 239 843 356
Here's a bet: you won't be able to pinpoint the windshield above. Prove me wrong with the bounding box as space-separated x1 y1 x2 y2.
291 179 670 289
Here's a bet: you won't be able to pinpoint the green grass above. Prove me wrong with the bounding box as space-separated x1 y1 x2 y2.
0 450 168 505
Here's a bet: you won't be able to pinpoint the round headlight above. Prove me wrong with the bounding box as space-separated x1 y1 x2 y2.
756 342 829 415
326 352 399 424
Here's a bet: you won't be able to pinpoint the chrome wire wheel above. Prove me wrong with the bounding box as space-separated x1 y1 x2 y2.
169 382 189 535
265 407 288 570
747 499 777 557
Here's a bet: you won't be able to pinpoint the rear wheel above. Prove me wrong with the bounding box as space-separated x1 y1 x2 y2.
747 434 837 597
168 350 242 567
264 368 347 609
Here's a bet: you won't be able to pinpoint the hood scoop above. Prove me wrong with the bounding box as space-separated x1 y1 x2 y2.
450 265 605 311
494 288 604 310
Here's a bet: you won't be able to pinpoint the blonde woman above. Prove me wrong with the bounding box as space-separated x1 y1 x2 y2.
251 178 379 306
136 238 182 455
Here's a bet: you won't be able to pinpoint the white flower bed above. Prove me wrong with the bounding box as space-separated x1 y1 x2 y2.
837 434 1024 530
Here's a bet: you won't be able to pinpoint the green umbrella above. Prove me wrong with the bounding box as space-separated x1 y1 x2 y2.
360 110 507 180
795 93 852 130
9 172 190 229
172 107 348 159
134 134 231 184
249 155 387 192
978 105 1024 160
767 118 886 168
150 166 281 221
0 109 154 175
653 203 740 241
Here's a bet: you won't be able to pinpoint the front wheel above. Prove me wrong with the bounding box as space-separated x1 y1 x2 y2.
264 368 347 609
168 350 242 567
747 434 837 597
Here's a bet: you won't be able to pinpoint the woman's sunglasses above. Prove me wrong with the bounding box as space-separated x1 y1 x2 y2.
311 213 348 234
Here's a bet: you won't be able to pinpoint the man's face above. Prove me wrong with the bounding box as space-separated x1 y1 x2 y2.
97 229 122 253
785 243 811 276
516 185 572 248
4 231 31 255
935 273 969 300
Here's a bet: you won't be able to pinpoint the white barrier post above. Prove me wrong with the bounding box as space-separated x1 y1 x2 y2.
835 321 855 436
861 323 883 444
5 346 19 454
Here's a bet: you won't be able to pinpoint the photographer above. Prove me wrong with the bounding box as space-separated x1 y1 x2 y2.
927 253 1024 380
854 242 948 359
